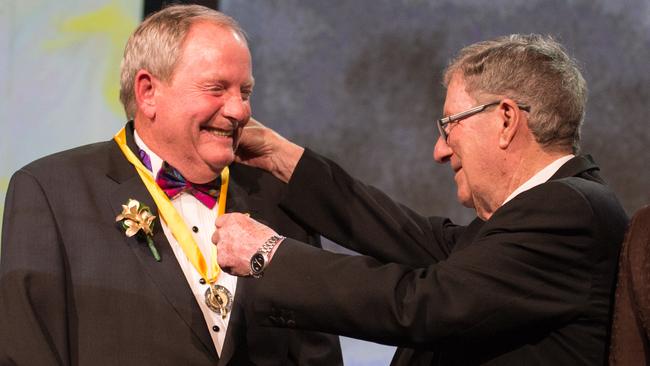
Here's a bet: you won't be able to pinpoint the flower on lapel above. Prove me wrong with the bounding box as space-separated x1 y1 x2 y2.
116 198 160 261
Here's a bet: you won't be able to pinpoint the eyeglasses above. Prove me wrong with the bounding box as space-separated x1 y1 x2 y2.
436 100 531 142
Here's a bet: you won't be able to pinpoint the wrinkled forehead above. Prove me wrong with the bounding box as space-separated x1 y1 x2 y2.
173 21 252 74
181 20 248 51
442 73 478 115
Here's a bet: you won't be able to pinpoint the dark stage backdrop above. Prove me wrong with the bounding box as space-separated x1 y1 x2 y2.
221 0 649 226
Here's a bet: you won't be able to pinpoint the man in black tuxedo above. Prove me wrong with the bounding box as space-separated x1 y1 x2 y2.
0 5 341 365
214 34 628 365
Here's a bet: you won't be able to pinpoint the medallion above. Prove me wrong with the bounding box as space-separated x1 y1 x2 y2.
204 284 233 319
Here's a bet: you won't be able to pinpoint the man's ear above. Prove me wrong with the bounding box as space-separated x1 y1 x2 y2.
497 98 525 149
134 69 157 119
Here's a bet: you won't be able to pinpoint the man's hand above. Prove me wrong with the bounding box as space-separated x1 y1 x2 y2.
213 213 283 276
235 118 305 183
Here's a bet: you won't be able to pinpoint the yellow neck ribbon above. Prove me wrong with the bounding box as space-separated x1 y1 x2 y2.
114 127 228 284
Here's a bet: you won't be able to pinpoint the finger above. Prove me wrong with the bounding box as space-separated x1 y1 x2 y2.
211 229 220 245
218 261 232 274
215 213 232 228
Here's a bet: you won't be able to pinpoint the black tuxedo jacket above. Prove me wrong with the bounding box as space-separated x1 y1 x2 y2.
251 149 628 365
0 126 342 365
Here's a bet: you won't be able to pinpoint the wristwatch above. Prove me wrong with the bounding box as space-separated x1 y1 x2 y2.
250 235 285 278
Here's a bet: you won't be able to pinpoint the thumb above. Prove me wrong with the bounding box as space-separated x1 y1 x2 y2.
247 117 265 129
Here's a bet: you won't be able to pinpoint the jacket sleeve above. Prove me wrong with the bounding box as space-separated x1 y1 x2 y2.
282 234 344 365
256 179 622 349
280 149 464 266
0 170 70 365
235 162 344 365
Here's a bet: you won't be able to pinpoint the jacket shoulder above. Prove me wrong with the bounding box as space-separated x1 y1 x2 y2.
17 140 114 179
497 176 628 245
551 176 626 219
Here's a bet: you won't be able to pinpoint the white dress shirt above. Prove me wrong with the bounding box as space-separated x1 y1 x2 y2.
502 154 575 206
134 130 236 356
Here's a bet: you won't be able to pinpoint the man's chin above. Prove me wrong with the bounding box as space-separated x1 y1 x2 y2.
209 160 230 170
457 193 475 209
202 150 235 167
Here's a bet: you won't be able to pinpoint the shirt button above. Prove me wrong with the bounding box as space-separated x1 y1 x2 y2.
199 278 206 285
192 226 199 233
212 325 220 332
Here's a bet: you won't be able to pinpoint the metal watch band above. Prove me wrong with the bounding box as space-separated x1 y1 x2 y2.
250 235 286 278
258 235 285 256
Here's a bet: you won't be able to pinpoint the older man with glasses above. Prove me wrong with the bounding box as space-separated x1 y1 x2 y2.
213 34 628 365
436 101 530 142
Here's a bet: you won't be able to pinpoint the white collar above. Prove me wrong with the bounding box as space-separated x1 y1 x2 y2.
502 154 574 205
133 129 164 177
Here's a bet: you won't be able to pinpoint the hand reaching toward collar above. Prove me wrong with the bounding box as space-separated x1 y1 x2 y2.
235 118 305 183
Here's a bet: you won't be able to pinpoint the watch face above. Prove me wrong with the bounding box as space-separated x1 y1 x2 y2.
251 253 265 274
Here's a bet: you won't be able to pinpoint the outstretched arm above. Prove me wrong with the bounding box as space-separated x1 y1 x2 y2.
215 182 618 354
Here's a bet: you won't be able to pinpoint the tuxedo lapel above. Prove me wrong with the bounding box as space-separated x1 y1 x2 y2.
106 123 218 360
218 176 255 365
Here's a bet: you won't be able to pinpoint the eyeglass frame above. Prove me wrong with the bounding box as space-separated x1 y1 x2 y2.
436 100 531 142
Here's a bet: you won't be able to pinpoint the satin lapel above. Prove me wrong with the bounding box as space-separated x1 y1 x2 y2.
106 123 218 360
218 176 256 365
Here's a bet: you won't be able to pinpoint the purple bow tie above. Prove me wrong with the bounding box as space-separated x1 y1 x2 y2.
155 163 220 209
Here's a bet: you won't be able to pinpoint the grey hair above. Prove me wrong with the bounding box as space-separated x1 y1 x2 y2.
119 4 247 120
443 34 587 153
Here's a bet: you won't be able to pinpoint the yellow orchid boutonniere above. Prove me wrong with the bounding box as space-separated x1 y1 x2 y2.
116 198 160 261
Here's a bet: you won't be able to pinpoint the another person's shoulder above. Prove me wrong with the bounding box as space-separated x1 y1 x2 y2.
521 174 624 218
552 175 618 205
520 154 623 213
498 157 628 239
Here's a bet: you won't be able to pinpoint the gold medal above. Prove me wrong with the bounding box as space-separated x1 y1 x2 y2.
204 284 233 319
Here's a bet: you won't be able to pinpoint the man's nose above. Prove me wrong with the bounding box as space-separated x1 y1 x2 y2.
223 94 249 122
433 136 452 163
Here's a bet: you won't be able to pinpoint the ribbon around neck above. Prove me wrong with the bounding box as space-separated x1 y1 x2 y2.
114 127 228 284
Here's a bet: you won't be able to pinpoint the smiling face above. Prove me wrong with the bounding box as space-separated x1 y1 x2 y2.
144 21 254 183
434 73 501 216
